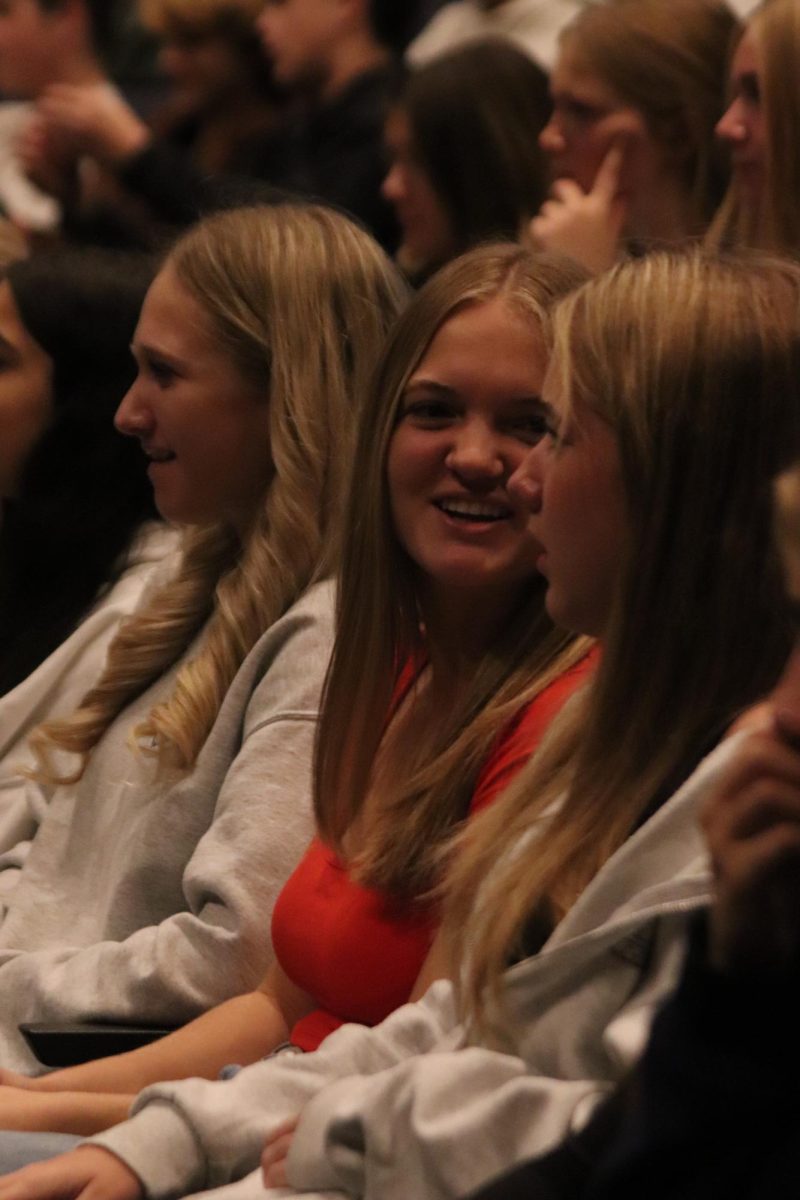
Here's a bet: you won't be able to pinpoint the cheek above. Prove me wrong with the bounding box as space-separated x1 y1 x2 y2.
386 428 435 516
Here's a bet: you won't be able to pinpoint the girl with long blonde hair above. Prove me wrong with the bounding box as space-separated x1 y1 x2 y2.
0 202 405 1080
0 245 594 1158
709 0 800 254
16 250 800 1200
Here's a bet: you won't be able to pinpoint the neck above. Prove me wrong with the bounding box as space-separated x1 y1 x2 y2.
420 582 526 694
318 32 389 103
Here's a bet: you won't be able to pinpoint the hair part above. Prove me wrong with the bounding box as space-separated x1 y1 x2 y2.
30 204 407 782
315 243 592 900
445 250 800 1038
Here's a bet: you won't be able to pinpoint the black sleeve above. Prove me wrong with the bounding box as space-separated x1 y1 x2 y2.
118 139 292 228
587 914 800 1199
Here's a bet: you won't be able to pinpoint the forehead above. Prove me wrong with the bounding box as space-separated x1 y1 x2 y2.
551 39 623 108
730 27 760 79
136 265 211 344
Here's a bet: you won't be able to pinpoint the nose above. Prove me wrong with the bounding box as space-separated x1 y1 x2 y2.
114 380 152 438
716 97 748 144
445 419 505 485
507 443 544 512
539 116 566 156
381 161 404 204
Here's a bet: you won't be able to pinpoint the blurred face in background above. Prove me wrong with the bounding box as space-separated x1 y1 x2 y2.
382 107 458 275
256 0 338 90
0 0 65 96
158 26 252 105
539 39 666 202
716 28 766 207
0 280 54 498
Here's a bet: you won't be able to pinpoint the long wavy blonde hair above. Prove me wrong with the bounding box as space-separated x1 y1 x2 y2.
314 244 594 900
31 204 407 782
444 251 800 1036
560 0 739 231
707 0 800 254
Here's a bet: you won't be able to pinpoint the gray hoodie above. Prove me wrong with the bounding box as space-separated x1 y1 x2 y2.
89 730 737 1200
0 580 334 1071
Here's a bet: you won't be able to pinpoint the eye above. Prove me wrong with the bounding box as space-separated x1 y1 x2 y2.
556 98 605 125
400 398 456 426
505 413 557 445
146 358 177 387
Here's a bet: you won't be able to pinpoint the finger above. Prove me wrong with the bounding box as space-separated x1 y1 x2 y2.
705 782 800 870
701 732 800 823
550 178 584 204
592 141 625 201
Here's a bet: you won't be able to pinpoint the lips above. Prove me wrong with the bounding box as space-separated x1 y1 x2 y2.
144 447 176 463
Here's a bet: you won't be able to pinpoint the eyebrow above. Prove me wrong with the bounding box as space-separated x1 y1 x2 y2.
403 379 544 405
130 341 185 368
737 70 760 96
403 379 456 397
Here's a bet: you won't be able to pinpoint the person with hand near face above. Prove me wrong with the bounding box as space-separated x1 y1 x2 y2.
708 0 800 256
0 246 594 1164
530 0 738 274
8 249 798 1200
0 203 406 1090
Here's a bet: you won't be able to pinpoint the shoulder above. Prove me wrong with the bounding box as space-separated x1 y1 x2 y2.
239 579 337 733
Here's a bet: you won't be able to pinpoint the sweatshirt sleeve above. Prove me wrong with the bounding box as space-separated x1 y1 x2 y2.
0 591 331 1072
283 922 689 1200
87 981 462 1197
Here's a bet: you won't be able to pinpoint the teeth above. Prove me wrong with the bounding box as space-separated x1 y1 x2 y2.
438 500 509 521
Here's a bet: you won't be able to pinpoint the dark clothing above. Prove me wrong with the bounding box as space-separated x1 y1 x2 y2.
471 915 800 1200
118 65 400 250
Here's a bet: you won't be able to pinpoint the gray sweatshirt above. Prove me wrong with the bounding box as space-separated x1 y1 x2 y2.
0 579 334 1071
89 731 738 1200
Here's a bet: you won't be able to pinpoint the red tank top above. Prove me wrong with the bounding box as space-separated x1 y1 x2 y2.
272 649 596 1050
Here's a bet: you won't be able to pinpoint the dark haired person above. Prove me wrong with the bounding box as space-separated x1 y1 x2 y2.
383 39 550 281
0 247 175 883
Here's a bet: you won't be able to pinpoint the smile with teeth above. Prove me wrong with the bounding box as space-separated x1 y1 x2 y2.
435 498 512 522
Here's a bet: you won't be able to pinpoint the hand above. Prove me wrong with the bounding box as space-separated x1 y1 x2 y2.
261 1116 299 1189
0 1146 142 1200
703 700 800 974
529 142 628 275
16 113 78 202
37 84 150 166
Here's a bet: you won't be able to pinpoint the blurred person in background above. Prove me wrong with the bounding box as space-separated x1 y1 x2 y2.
529 0 737 273
383 39 550 282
